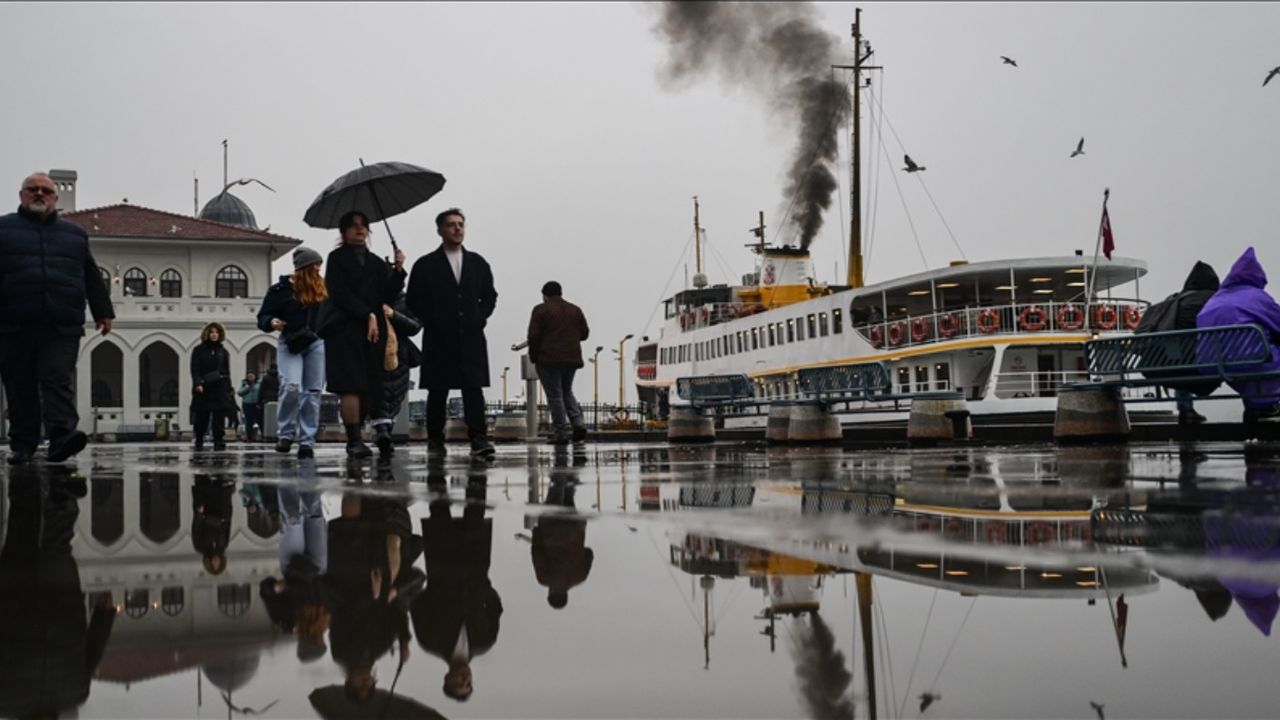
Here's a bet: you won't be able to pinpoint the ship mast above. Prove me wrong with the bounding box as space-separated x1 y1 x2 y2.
842 8 879 289
693 196 703 276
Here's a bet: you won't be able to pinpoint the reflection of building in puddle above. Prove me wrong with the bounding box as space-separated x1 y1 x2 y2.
74 468 282 686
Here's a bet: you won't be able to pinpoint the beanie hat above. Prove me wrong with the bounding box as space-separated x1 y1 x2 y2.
293 247 323 271
541 281 562 297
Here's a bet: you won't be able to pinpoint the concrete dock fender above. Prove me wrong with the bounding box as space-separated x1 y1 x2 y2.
1054 386 1131 443
766 403 792 444
492 414 526 442
444 417 470 442
907 392 972 444
787 401 842 444
667 406 715 443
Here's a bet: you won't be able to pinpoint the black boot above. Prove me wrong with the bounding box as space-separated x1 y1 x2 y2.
345 423 372 458
374 424 394 457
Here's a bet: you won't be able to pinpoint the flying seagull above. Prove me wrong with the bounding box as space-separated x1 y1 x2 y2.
1090 701 1106 720
903 154 927 173
1070 138 1085 158
919 692 941 713
224 177 276 193
1265 66 1280 87
1000 56 1018 67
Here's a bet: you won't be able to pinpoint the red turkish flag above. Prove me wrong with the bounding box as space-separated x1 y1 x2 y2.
1102 206 1115 260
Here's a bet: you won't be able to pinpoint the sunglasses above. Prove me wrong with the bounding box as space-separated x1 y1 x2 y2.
23 186 56 196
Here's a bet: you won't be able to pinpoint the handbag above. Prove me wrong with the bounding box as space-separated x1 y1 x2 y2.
283 326 319 354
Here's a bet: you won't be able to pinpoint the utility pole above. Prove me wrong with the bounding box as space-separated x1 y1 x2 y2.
617 334 634 409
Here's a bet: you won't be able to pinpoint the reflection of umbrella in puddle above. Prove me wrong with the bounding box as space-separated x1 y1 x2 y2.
309 685 445 720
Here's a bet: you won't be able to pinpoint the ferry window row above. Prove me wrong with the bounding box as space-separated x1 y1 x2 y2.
659 308 843 365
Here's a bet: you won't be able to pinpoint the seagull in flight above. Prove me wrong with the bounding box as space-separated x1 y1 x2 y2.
902 154 927 173
1070 137 1085 158
1000 56 1018 67
224 177 276 193
1265 66 1280 87
919 692 941 713
1090 701 1106 720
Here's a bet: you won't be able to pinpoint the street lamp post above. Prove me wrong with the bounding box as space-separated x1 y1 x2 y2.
617 334 634 412
591 345 603 429
501 366 510 406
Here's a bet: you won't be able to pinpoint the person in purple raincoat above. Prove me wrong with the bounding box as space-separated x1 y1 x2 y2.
1203 454 1280 636
1196 247 1280 422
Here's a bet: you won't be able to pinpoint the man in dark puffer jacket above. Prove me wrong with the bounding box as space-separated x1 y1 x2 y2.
0 172 114 464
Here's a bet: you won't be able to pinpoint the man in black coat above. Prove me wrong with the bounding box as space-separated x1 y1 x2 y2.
1136 261 1220 425
406 208 498 458
411 476 501 703
0 173 114 465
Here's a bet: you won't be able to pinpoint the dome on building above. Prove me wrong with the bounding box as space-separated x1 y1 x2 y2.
200 191 258 229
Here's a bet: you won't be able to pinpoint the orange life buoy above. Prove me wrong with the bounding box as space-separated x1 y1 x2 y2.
910 317 931 342
1094 304 1118 330
1025 521 1055 546
868 325 884 348
887 322 905 347
937 313 959 338
1123 305 1141 330
1018 306 1048 332
977 309 1001 334
700 307 710 324
1056 304 1084 331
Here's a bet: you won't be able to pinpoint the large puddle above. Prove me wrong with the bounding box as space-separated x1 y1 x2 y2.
2 441 1278 718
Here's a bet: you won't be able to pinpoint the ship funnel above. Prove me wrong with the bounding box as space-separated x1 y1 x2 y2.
758 248 816 288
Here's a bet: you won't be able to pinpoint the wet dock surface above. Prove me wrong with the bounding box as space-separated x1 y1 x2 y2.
2 441 1279 719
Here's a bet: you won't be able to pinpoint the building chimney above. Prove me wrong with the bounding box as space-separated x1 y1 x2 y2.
48 169 77 212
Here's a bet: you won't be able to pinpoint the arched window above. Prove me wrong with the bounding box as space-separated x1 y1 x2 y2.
91 474 124 545
161 587 185 617
217 584 252 618
139 343 179 407
123 267 147 297
124 589 150 619
91 343 123 407
99 267 112 296
160 269 182 298
139 473 180 544
215 265 248 298
247 342 276 376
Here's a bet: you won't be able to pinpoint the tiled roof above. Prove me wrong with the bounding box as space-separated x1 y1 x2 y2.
63 203 301 245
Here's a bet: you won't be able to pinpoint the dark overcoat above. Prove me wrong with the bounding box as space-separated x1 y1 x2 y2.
406 246 497 389
322 243 406 395
410 503 502 664
190 340 234 412
0 207 114 335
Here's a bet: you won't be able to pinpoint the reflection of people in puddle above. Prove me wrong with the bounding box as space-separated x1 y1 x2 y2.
324 467 423 704
1203 454 1280 636
0 467 117 718
412 474 502 702
260 467 330 663
192 474 235 575
531 476 593 610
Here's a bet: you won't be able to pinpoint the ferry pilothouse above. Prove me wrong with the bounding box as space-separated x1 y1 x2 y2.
633 9 1166 427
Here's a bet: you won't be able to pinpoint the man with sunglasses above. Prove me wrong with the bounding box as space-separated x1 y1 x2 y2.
0 172 114 464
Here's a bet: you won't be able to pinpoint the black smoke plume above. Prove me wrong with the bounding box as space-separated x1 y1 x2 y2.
654 2 849 250
790 612 855 720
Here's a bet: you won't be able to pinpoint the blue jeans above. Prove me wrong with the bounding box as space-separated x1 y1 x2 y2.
277 338 325 446
277 481 327 574
536 364 583 434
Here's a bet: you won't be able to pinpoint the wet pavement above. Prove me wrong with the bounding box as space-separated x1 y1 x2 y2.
2 440 1279 719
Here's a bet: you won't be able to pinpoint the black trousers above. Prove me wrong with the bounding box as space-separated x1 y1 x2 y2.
426 387 486 441
194 409 226 444
0 331 81 453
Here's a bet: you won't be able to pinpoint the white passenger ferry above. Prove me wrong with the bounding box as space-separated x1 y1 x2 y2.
633 11 1163 427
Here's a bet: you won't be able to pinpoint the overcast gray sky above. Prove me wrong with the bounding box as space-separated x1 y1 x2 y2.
3 2 1279 403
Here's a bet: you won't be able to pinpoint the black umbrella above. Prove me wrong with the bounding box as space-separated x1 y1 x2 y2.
303 160 446 252
308 685 445 720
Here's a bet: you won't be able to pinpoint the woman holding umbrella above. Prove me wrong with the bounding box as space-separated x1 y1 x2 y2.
322 211 406 458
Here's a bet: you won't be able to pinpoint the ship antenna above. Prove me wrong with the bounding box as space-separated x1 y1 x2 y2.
834 8 880 288
693 196 702 276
